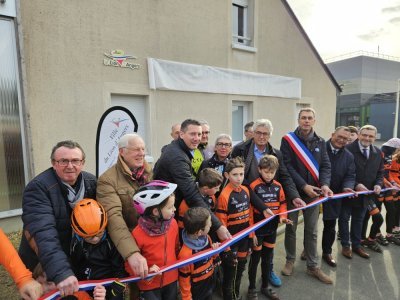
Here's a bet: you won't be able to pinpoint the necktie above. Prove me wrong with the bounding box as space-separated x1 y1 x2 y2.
362 148 368 158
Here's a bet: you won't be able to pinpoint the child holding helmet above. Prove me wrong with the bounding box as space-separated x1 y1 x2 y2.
128 180 180 300
70 198 127 299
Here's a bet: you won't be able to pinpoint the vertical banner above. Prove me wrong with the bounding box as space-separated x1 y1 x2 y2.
96 106 138 177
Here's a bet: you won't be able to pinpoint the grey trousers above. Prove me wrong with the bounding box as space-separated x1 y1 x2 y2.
284 204 320 268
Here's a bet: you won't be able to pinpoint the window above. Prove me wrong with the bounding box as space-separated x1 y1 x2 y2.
0 17 26 214
232 0 255 49
232 101 252 144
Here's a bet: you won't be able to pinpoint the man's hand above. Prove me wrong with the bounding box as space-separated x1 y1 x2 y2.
216 225 232 241
321 185 333 197
355 183 368 192
93 285 106 300
127 252 148 279
19 279 43 300
56 275 79 297
303 184 321 198
373 185 382 195
292 198 306 208
343 187 357 198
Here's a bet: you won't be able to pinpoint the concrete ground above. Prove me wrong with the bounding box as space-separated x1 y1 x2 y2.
213 213 400 300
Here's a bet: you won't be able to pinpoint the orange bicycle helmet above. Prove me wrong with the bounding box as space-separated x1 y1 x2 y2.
71 199 108 238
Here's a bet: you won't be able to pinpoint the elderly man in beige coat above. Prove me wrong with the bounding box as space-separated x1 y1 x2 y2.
97 133 152 294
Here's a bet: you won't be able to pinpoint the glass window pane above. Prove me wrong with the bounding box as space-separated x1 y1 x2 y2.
0 18 25 211
232 105 244 142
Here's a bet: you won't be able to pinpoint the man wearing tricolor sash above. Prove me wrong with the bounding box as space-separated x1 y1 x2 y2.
280 107 333 284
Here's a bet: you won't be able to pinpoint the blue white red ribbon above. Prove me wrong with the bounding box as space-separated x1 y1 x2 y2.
283 132 320 184
39 188 397 300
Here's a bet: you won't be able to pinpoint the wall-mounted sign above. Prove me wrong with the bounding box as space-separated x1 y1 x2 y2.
103 49 140 70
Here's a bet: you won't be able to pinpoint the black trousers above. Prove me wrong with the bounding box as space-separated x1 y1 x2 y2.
322 219 336 254
248 245 273 290
222 257 247 300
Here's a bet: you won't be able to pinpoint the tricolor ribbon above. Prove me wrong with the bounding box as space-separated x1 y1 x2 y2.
283 132 320 184
40 188 397 300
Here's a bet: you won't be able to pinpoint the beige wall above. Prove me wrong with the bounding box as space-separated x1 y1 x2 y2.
18 0 337 176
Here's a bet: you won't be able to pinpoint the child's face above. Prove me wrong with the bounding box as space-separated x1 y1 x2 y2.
84 230 105 245
203 185 221 196
225 167 244 188
160 194 176 220
201 215 212 236
259 167 276 183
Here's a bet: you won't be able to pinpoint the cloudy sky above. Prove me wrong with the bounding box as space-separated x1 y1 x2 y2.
286 0 400 61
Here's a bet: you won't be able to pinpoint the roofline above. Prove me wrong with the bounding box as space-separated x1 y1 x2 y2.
281 0 342 92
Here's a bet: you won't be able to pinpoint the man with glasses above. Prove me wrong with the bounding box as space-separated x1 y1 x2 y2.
232 119 303 288
97 133 152 284
19 140 96 297
280 108 333 284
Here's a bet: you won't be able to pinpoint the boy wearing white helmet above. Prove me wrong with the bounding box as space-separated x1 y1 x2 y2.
128 180 179 300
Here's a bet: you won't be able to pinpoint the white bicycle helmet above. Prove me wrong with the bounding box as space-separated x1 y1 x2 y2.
133 180 177 215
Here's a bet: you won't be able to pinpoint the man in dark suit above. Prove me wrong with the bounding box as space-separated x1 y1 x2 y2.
322 126 356 267
340 124 384 259
280 108 333 284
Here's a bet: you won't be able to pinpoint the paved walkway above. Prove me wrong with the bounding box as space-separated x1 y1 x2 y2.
214 214 400 300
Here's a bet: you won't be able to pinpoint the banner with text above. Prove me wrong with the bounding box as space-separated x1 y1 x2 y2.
96 106 138 177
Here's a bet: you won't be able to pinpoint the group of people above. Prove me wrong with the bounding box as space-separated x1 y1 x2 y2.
3 107 400 300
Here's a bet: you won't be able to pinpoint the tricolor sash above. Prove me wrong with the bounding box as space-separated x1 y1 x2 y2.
283 132 320 184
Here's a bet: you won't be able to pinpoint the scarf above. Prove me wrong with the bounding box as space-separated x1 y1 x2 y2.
181 229 209 251
138 215 173 236
63 174 85 209
131 165 147 186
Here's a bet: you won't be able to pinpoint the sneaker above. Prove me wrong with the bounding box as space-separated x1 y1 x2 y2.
281 261 294 276
247 288 258 300
306 267 333 284
269 271 282 287
376 235 389 246
362 239 383 253
387 235 400 245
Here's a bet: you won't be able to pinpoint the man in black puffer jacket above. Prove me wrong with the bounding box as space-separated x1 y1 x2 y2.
19 140 96 297
154 119 231 241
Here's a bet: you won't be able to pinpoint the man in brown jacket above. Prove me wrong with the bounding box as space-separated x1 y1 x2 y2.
97 133 152 280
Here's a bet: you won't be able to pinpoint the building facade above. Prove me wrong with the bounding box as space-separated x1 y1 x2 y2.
0 0 338 229
327 52 400 140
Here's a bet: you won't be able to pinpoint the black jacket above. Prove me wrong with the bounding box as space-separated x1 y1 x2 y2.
323 140 356 219
154 138 222 231
231 138 300 203
280 128 331 202
346 140 384 209
19 168 97 284
70 233 126 299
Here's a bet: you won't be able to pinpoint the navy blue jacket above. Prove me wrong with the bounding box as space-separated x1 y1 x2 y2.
346 140 384 208
19 168 96 284
280 128 331 203
323 140 356 220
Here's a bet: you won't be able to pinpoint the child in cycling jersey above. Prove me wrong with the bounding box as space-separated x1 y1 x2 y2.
128 180 180 300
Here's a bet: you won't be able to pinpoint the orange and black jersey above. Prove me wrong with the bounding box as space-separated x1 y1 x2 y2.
178 235 216 300
216 183 252 235
178 194 216 229
250 178 287 236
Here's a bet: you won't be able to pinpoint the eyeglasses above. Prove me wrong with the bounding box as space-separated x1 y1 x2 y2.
216 142 232 148
254 131 270 137
54 159 84 167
